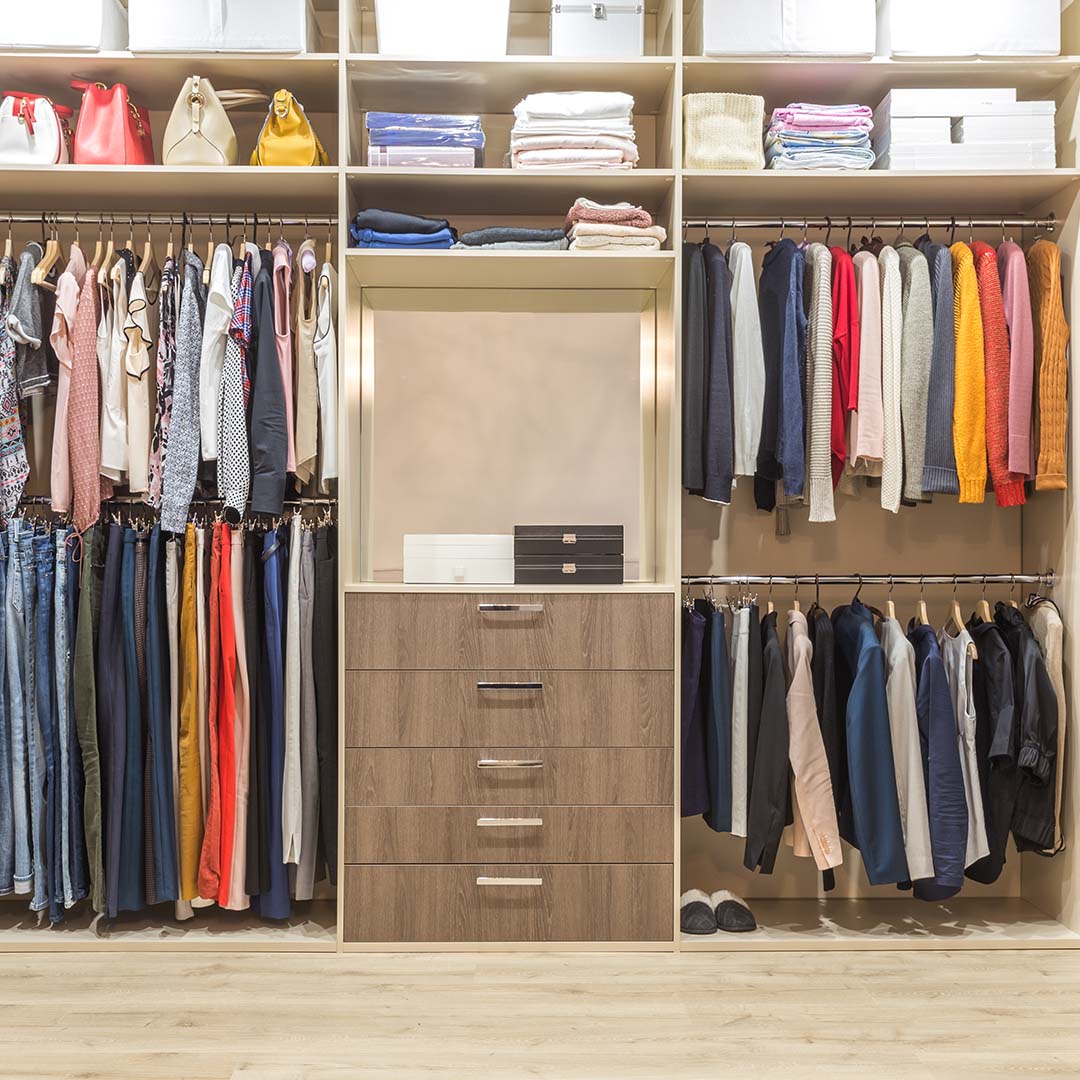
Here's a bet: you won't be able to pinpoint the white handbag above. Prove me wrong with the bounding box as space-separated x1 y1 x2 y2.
0 92 73 165
163 76 265 166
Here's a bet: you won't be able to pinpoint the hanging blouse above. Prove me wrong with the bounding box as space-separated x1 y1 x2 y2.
199 244 235 463
293 238 319 488
100 253 131 485
0 255 29 527
314 260 338 493
273 239 297 476
148 256 177 509
49 246 87 514
220 260 251 523
124 268 155 496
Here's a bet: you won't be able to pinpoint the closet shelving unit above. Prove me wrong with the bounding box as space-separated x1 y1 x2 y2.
0 0 1079 952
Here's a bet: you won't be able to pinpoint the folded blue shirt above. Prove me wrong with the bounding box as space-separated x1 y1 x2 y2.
366 111 485 149
350 227 456 249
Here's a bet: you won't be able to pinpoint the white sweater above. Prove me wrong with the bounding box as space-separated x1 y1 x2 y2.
729 242 765 478
805 243 835 522
878 246 904 513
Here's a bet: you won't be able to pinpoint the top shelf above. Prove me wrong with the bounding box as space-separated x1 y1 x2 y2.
682 55 1080 103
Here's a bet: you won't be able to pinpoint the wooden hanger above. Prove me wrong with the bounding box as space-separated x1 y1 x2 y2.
766 577 774 616
89 215 104 270
886 576 896 620
943 578 978 659
1009 575 1020 609
915 577 930 626
792 577 801 613
31 213 63 290
977 576 993 623
101 214 116 272
204 216 215 286
165 215 175 261
3 214 12 262
138 219 155 277
324 217 332 264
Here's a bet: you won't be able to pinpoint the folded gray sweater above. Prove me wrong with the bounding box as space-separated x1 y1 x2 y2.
458 227 568 246
453 238 569 250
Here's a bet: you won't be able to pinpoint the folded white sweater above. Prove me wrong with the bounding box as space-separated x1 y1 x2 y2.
570 234 662 251
568 222 668 242
514 91 635 122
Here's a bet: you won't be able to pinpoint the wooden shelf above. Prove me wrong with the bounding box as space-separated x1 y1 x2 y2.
0 900 337 952
1 52 340 112
0 165 340 213
348 55 676 114
681 169 1080 216
345 249 675 289
682 55 1080 104
679 898 1080 952
344 581 676 593
346 167 675 216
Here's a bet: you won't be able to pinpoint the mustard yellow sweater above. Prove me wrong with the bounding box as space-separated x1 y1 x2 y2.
1028 239 1069 491
950 242 987 503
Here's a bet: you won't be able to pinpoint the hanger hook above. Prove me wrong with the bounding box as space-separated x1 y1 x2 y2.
793 575 800 605
969 216 975 244
982 574 988 602
854 573 864 601
889 574 895 599
824 215 832 247
950 216 957 245
846 214 853 251
815 573 821 606
920 575 926 601
802 218 809 244
780 218 786 241
1002 217 1007 245
924 214 931 239
953 575 959 601
1011 574 1017 602
730 218 737 244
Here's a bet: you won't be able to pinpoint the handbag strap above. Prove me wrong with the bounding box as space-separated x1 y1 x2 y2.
216 89 268 111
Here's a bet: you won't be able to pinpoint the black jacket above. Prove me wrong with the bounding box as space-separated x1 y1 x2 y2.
682 244 707 493
994 603 1058 852
744 612 790 873
964 615 1020 885
249 250 288 515
680 604 709 817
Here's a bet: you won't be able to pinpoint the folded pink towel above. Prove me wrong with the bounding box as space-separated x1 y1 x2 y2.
565 198 653 231
771 103 873 130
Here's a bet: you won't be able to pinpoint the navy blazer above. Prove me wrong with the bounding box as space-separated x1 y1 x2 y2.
832 600 909 885
908 622 968 901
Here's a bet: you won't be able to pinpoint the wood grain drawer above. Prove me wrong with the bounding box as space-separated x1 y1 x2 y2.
345 806 674 864
344 593 674 671
345 670 674 747
345 748 674 806
343 863 673 942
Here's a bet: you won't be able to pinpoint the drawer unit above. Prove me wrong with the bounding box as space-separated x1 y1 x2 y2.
345 806 673 863
344 593 674 671
345 748 674 806
343 864 672 942
345 670 674 747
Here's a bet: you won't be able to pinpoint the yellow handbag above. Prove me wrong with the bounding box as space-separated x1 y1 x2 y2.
250 89 329 167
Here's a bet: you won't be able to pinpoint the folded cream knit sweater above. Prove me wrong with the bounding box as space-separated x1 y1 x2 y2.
683 93 765 170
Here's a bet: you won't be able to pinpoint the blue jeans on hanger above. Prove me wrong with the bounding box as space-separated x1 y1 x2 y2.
258 527 290 920
117 529 146 913
5 522 30 896
20 527 47 914
62 529 89 905
32 531 61 922
0 531 11 895
146 525 178 902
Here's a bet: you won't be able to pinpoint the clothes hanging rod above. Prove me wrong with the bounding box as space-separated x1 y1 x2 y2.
18 495 338 508
681 215 1056 233
683 572 1055 588
0 212 337 228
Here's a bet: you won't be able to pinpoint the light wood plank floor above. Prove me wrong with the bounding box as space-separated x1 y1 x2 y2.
4 950 1080 1079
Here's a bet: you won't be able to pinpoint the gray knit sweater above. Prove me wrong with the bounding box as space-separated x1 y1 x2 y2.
897 243 934 503
916 238 960 495
805 243 835 522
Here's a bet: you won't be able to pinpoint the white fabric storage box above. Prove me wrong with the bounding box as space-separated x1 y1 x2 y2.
129 0 314 52
551 3 645 58
403 535 515 585
879 0 1060 57
698 0 876 57
4 0 127 51
375 0 511 57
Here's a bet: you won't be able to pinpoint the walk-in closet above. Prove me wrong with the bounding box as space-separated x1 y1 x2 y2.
0 0 1077 962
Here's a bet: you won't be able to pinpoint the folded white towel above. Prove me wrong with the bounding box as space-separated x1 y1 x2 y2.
570 234 662 250
512 119 637 140
569 221 668 242
514 91 635 122
513 148 629 168
510 133 640 159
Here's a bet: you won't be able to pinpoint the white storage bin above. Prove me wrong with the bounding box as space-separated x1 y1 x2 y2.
551 3 645 58
375 0 511 58
5 0 127 51
699 0 876 57
129 0 314 52
403 535 515 585
879 0 1060 57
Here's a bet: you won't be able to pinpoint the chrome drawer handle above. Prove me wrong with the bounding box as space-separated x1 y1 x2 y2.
476 817 544 828
476 876 543 887
477 603 544 613
477 759 544 769
476 681 544 691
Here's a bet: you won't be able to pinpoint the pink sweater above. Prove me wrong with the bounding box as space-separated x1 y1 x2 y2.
998 241 1035 478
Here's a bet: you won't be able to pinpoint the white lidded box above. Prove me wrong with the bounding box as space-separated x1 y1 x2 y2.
879 0 1060 57
375 0 511 57
403 535 515 585
4 0 127 51
129 0 314 52
551 3 646 58
698 0 876 56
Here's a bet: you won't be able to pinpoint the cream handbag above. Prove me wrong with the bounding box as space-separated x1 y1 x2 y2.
163 77 265 166
0 93 73 165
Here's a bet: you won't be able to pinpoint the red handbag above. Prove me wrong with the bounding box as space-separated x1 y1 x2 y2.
71 80 154 165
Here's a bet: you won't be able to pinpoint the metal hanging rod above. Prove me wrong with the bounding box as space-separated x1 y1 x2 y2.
18 495 338 509
0 212 337 228
682 214 1056 234
683 572 1055 588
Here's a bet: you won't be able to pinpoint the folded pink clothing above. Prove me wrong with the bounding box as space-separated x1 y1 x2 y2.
511 147 632 168
771 103 873 130
565 199 653 231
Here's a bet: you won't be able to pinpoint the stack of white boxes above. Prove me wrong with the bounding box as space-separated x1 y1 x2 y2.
873 89 1056 170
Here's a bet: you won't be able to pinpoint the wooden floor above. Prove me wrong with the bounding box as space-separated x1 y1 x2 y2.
4 950 1080 1079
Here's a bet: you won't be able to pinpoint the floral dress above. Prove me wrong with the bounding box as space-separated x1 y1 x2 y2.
148 256 177 509
0 256 29 526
